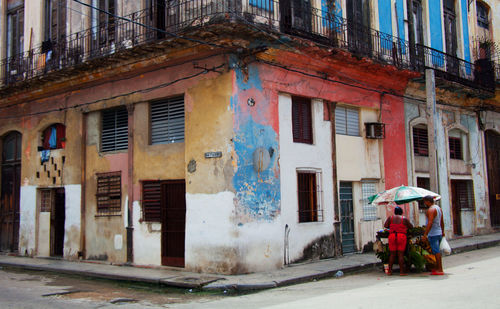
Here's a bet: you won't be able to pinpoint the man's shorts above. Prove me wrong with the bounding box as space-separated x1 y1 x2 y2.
428 235 442 254
388 233 407 252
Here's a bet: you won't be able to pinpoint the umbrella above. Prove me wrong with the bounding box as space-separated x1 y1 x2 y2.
368 185 441 206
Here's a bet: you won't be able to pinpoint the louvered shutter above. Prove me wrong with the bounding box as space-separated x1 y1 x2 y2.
346 107 359 136
101 107 128 152
142 181 161 222
292 96 313 144
335 106 347 135
151 96 185 144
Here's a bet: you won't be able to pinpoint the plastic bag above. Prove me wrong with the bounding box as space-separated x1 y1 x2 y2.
440 237 452 255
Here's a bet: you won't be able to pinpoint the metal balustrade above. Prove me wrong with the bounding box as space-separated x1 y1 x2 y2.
0 0 495 91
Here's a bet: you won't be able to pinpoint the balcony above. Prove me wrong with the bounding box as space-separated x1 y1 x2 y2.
0 0 496 93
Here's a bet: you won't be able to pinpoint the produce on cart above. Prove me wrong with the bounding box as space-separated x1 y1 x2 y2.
375 226 436 272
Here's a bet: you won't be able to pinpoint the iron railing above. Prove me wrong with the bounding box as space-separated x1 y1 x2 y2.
0 0 495 91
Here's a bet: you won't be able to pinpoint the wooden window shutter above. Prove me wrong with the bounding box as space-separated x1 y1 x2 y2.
292 96 313 144
142 181 161 222
96 171 121 214
151 96 185 144
101 107 128 152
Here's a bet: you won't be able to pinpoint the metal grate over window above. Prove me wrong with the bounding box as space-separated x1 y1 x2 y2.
413 126 428 156
361 182 377 220
96 171 122 215
292 96 313 144
297 171 322 222
449 136 462 159
335 106 359 136
151 96 185 144
101 107 128 152
454 180 475 211
40 189 52 212
142 180 161 222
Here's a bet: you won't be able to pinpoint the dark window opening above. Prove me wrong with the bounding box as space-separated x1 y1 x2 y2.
449 136 462 160
417 177 430 209
477 2 489 29
298 171 319 222
413 127 429 156
292 96 313 144
452 179 475 211
41 124 66 150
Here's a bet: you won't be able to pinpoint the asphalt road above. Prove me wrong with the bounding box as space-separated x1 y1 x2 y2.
1 246 499 308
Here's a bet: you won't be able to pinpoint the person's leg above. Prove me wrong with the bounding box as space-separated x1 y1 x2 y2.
397 251 407 275
428 235 444 275
388 251 395 275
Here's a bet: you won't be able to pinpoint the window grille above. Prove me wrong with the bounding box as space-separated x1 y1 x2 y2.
335 106 359 136
297 171 322 222
151 96 185 144
454 180 475 211
40 189 52 212
449 136 462 159
413 127 428 156
96 171 121 215
292 96 313 144
361 182 377 220
101 107 128 152
142 180 161 222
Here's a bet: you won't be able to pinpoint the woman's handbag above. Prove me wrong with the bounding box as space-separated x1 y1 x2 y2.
440 237 452 255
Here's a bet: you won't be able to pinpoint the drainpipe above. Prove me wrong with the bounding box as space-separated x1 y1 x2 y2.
425 69 439 193
126 104 134 264
79 112 87 259
328 101 342 257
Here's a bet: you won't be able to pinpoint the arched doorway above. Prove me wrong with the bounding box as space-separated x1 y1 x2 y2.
1 131 22 252
485 130 500 227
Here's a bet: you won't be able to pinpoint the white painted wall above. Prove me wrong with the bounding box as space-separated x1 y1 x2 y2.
19 186 37 256
278 94 335 262
37 213 51 257
64 184 81 258
133 200 161 266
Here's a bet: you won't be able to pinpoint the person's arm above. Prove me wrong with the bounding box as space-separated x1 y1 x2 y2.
404 218 413 230
384 216 391 229
424 208 436 238
440 208 445 237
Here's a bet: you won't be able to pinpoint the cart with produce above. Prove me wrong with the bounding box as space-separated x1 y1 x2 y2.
374 226 436 273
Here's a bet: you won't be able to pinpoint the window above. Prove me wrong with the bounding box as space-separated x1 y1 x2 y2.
150 96 185 144
44 0 66 43
362 181 377 220
452 180 475 211
142 180 161 222
477 2 489 29
297 171 322 222
449 136 462 159
335 106 359 136
292 96 313 144
413 126 428 156
101 107 128 152
249 0 274 11
91 0 116 48
40 189 52 212
417 177 430 209
6 3 24 59
41 124 66 150
96 171 121 215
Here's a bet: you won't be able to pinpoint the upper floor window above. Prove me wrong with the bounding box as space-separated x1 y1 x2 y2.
44 0 66 44
477 2 489 29
101 107 128 152
150 96 185 145
292 96 313 144
413 126 428 156
6 2 24 59
41 123 66 150
335 106 359 136
91 0 116 47
448 129 467 160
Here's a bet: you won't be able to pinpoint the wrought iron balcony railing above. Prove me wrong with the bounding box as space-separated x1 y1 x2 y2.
0 0 495 91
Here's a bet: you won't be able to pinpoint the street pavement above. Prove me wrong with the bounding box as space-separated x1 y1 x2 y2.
0 232 499 291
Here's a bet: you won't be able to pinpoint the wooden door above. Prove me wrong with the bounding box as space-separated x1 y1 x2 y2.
279 0 312 34
161 180 186 267
339 182 355 254
408 0 425 69
347 0 371 56
0 132 22 252
443 0 458 75
486 131 500 227
450 180 463 236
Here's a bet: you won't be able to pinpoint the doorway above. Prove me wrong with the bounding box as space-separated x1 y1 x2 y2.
346 0 371 57
161 180 186 267
339 182 355 254
485 131 500 227
52 188 65 256
279 0 312 34
443 0 458 75
0 132 21 252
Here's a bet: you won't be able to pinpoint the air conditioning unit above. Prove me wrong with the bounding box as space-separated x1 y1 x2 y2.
365 122 385 139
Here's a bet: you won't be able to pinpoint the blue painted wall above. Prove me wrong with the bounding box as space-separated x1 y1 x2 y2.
396 0 405 41
429 0 444 52
460 0 471 73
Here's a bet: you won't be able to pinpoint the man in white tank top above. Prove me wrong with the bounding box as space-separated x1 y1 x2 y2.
423 195 445 275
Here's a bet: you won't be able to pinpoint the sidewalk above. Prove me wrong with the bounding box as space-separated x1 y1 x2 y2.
1 232 499 291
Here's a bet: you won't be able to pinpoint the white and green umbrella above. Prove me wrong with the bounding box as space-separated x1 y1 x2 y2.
368 185 441 206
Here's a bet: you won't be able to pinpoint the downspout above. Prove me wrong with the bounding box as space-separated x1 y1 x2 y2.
328 101 342 257
79 112 87 259
126 103 134 264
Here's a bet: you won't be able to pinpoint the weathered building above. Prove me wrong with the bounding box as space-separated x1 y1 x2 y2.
0 0 497 274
